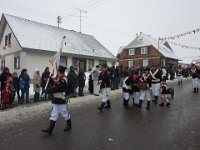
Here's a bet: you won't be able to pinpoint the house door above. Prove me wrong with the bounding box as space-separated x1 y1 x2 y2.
73 58 86 71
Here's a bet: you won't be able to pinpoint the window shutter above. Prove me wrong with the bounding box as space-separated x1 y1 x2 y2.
135 48 140 55
147 47 150 54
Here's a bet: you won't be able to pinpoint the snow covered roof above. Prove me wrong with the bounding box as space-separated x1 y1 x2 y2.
125 33 179 60
1 14 115 60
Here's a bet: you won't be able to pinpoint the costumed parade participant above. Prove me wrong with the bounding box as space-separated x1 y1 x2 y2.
42 65 71 135
122 72 132 108
150 65 162 103
138 67 152 109
97 64 111 112
159 80 171 107
191 63 200 93
131 70 141 107
176 65 183 85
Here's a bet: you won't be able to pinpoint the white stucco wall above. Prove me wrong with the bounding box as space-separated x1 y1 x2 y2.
5 54 14 71
26 50 53 78
94 59 99 67
0 24 22 56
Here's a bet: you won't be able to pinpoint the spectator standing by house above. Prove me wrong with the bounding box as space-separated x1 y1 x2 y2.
8 75 15 107
88 69 94 95
41 67 50 101
78 68 86 96
91 65 101 96
0 67 11 94
33 68 41 102
19 69 30 104
67 66 78 97
13 72 21 103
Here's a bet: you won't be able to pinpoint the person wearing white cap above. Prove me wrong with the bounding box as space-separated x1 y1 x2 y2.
33 68 41 102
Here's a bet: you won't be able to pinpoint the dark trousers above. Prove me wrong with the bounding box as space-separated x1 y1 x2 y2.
89 80 94 94
21 88 29 103
41 88 47 100
78 86 84 96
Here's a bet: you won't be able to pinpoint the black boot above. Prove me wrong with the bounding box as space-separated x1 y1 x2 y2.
104 100 111 109
146 101 150 110
138 100 143 108
194 88 197 93
97 102 106 112
124 99 129 109
34 92 40 102
153 96 158 104
41 120 56 135
64 119 72 131
123 98 126 106
159 102 164 107
166 102 171 107
197 88 199 93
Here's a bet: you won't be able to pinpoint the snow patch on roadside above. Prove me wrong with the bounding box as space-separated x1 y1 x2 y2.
0 90 121 128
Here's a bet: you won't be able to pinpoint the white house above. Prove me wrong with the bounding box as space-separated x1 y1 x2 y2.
0 14 116 77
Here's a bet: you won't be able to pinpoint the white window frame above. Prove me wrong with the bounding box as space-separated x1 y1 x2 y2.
14 56 20 69
141 47 148 54
142 59 148 67
128 61 133 67
129 49 135 55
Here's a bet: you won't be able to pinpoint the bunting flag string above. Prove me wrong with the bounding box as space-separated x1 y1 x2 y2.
160 28 200 41
166 40 200 50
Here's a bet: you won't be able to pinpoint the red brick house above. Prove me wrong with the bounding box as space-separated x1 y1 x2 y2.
117 33 179 68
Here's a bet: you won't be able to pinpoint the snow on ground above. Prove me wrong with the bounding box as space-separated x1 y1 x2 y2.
0 89 121 128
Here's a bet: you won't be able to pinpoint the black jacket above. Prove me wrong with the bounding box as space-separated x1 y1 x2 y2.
48 77 68 104
99 71 111 89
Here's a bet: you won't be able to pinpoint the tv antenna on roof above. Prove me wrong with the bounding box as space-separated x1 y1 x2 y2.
75 8 87 33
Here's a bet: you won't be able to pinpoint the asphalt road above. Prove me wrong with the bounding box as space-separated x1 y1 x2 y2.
1 79 200 150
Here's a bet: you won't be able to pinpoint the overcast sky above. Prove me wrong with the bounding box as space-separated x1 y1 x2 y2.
0 0 200 63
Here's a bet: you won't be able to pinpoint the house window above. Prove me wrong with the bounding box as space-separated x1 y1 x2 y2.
129 49 135 55
142 59 148 67
14 56 20 69
60 57 67 67
5 35 8 46
88 59 94 70
8 33 12 44
128 61 133 67
141 47 148 54
4 33 12 46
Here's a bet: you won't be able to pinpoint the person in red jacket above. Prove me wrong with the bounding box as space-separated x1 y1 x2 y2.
1 80 10 109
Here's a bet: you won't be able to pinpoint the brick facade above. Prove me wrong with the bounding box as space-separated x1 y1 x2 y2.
118 46 178 67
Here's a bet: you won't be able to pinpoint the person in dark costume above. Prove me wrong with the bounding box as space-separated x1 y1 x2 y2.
42 65 71 135
97 64 111 112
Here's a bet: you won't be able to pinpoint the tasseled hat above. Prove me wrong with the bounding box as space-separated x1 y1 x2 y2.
58 65 66 73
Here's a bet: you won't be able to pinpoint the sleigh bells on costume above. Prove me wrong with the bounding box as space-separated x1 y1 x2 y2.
42 65 71 135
